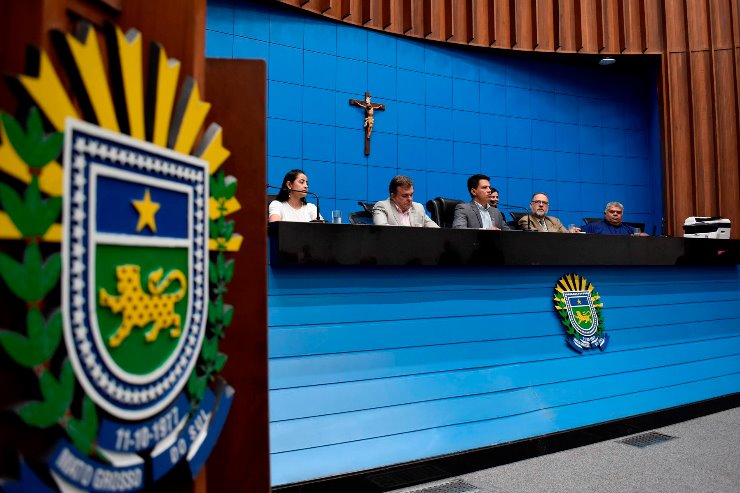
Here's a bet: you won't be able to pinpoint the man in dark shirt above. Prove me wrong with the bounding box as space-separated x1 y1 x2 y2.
582 201 647 235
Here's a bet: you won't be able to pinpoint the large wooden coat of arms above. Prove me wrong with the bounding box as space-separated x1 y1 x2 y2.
0 21 241 492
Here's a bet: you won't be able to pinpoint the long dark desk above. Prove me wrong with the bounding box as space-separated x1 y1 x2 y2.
268 222 740 266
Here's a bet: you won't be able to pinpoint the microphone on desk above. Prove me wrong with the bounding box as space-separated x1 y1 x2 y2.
498 203 534 231
266 184 325 222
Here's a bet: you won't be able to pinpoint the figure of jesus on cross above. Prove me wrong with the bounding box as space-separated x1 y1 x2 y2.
349 91 385 155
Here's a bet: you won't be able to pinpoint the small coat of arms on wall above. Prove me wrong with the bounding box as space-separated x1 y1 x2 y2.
0 20 241 492
553 273 608 352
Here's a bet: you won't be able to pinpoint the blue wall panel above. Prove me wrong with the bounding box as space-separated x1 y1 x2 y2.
304 51 337 90
205 29 233 57
267 44 302 84
303 16 337 55
270 356 740 453
264 262 740 484
232 35 269 60
427 74 454 109
270 341 740 421
269 375 739 484
208 0 662 226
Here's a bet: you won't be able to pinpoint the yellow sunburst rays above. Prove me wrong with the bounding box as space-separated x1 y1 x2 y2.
0 49 68 241
556 273 585 292
111 26 145 140
0 21 241 251
553 274 603 308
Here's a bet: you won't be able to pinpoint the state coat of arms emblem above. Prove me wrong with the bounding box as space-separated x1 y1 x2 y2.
0 20 242 492
553 273 608 352
62 119 208 421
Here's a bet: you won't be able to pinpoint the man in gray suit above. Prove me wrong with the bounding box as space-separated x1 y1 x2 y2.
373 175 439 227
452 174 511 230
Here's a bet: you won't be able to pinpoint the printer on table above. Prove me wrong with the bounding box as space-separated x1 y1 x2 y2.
683 217 731 239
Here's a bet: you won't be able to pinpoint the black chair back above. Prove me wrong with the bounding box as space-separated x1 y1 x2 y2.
349 211 373 225
583 217 601 224
507 211 528 230
426 197 463 228
357 201 374 213
509 211 527 222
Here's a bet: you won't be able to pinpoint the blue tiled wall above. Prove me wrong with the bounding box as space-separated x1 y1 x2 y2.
266 264 740 485
207 0 662 231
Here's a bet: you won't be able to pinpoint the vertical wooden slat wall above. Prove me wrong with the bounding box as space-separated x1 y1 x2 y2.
536 0 557 51
279 0 740 237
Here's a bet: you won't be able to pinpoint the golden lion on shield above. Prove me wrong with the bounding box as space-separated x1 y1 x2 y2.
574 310 592 325
99 265 187 348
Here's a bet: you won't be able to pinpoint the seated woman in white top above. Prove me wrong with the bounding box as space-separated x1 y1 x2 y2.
268 169 323 222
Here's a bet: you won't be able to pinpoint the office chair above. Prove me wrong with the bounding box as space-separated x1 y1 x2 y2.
349 211 373 224
426 197 463 228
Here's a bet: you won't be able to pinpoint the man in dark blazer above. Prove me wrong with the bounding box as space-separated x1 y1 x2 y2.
452 174 511 230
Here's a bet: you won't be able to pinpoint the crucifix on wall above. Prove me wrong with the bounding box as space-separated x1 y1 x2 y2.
349 91 385 155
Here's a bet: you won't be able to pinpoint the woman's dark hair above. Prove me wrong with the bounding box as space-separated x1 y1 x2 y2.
276 169 307 203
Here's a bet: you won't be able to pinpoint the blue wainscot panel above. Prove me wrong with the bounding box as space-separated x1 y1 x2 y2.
267 264 740 486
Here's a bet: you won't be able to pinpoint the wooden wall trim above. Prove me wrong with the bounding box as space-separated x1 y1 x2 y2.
690 51 717 214
275 0 740 237
204 59 270 493
513 0 535 50
535 0 556 51
601 0 621 52
710 0 733 49
643 0 664 53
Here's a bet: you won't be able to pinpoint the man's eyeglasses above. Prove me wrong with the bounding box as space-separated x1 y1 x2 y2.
531 200 549 205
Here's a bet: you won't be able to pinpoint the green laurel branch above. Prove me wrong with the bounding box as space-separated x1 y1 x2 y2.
0 244 60 303
0 180 61 239
188 170 237 404
66 396 100 456
594 304 605 335
17 359 74 428
1 108 63 169
0 108 99 457
553 292 576 335
0 309 61 368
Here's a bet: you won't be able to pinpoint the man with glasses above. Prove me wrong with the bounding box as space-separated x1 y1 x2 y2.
452 174 510 230
518 192 576 232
